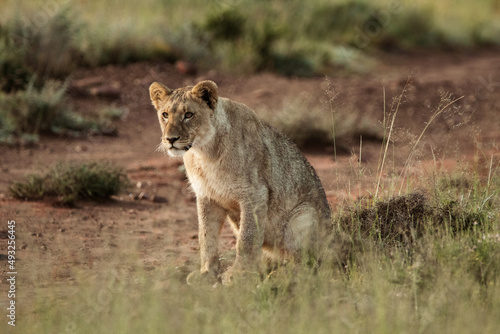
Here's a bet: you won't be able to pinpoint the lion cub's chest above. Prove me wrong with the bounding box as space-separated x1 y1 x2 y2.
184 153 238 208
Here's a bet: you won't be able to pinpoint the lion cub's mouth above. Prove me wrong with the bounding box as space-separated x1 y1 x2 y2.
157 142 192 156
170 143 192 151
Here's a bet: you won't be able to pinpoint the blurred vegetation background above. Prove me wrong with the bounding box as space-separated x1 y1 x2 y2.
1 0 499 80
0 0 499 144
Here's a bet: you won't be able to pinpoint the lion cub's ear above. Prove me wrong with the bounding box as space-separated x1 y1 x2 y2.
191 80 218 110
149 82 172 110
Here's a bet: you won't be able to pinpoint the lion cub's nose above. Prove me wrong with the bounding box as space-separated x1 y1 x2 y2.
167 136 180 145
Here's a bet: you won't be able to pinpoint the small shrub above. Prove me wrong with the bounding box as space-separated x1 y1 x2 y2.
165 23 210 64
202 8 246 41
0 80 116 145
97 105 127 120
385 8 442 48
341 187 496 246
0 80 68 136
269 52 315 77
306 2 379 41
262 99 381 149
473 20 500 46
342 192 430 244
7 7 81 80
248 22 283 71
198 9 316 77
0 25 33 92
9 161 129 206
81 25 176 67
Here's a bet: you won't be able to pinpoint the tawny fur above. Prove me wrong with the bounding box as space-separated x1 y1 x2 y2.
150 80 331 283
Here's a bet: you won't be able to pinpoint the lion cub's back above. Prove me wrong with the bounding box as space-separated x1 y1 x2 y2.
224 99 329 217
264 121 329 210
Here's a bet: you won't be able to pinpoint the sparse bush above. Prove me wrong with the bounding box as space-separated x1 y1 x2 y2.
0 80 117 145
0 25 33 92
306 2 379 42
165 23 210 65
80 23 177 67
386 8 442 48
342 192 430 244
248 22 283 71
9 161 129 206
473 20 500 46
271 52 315 77
262 98 381 149
197 8 319 76
97 105 128 121
340 182 496 246
7 7 81 80
0 80 67 136
202 8 246 41
263 102 333 148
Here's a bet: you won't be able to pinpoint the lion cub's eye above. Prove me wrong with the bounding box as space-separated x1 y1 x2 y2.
162 112 168 119
184 112 194 119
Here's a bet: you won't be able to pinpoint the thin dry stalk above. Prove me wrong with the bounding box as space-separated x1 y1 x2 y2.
375 77 411 199
323 77 339 161
397 95 464 195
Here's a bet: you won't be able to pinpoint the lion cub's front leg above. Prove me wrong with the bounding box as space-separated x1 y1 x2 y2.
222 197 267 285
191 197 226 284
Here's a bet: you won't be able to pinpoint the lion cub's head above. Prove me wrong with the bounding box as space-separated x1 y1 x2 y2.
149 80 218 157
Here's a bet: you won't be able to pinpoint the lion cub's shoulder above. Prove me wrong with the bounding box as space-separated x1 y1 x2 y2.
217 97 261 125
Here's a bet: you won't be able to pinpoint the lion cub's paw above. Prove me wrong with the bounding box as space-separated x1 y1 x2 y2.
221 268 261 286
186 270 219 287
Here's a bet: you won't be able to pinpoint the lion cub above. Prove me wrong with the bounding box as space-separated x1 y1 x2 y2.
150 80 331 284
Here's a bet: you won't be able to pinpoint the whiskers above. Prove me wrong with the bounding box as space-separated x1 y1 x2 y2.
156 142 168 154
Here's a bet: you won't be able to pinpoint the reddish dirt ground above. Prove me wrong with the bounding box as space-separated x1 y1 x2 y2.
1 51 499 295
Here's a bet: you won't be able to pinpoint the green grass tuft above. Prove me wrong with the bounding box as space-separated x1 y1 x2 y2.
9 161 129 206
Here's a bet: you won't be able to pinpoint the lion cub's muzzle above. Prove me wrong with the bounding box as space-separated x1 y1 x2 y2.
161 138 192 156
